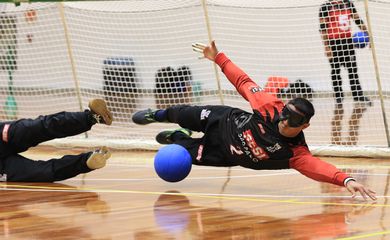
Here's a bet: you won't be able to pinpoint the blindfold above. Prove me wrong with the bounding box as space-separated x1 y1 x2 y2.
279 104 309 127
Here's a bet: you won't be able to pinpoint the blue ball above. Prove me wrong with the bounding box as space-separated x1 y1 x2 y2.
353 31 369 48
154 144 192 182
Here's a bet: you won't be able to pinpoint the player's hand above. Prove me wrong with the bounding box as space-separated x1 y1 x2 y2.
346 180 376 201
192 40 219 61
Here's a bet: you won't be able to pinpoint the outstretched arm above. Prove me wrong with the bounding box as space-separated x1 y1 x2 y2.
290 146 376 201
195 40 256 101
193 41 283 112
345 180 376 201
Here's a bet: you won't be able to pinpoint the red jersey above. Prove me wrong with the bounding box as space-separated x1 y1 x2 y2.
319 0 357 39
215 52 352 186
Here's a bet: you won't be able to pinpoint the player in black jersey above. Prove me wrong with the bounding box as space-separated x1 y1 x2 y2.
132 41 376 201
0 99 112 182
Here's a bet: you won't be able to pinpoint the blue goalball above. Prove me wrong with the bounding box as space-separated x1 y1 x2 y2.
353 31 369 48
154 144 192 182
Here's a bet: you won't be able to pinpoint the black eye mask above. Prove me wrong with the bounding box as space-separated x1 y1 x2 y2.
279 104 308 127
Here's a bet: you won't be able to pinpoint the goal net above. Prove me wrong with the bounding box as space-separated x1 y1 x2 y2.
0 0 389 157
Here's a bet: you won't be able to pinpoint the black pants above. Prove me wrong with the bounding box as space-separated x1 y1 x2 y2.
0 111 94 182
329 38 365 102
166 105 237 167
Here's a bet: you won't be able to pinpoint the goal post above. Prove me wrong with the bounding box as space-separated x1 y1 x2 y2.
0 0 389 157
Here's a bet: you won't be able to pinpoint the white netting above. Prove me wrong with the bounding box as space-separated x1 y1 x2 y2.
0 0 389 156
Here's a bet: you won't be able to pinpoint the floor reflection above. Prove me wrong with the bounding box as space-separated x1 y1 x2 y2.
0 183 110 240
146 190 376 240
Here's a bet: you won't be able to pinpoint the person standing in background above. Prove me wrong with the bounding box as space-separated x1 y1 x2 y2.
319 0 371 105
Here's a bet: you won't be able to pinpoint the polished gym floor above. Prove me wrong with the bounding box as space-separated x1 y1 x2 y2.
0 147 389 240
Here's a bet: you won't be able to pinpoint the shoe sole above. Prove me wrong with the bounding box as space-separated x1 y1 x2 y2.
86 146 111 169
155 128 192 144
89 99 113 125
132 109 156 125
156 130 174 144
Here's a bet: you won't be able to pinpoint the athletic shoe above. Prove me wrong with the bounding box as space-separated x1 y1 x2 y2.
89 99 113 125
132 109 158 125
156 128 192 144
86 146 111 170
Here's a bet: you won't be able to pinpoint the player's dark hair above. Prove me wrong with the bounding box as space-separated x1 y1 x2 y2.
288 97 315 123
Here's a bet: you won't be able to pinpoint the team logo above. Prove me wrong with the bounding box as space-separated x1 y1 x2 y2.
250 86 263 93
0 174 7 182
266 143 282 153
200 109 211 120
242 129 269 160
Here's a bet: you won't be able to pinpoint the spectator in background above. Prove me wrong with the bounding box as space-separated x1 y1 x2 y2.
319 0 371 106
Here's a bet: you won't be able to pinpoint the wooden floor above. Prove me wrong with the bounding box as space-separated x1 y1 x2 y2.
1 147 390 240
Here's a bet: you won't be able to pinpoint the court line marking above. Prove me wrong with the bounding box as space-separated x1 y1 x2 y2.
68 172 298 181
110 163 390 170
337 230 390 240
1 187 387 199
75 170 390 181
110 164 298 172
69 169 389 181
0 184 387 207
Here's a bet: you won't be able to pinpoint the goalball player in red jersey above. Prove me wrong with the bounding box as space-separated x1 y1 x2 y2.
132 41 376 201
319 0 371 105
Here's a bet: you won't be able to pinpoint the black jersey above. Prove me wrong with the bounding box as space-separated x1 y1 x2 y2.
221 106 306 170
214 52 351 186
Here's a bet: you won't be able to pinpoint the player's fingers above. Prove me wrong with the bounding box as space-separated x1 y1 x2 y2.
192 46 204 53
211 40 216 47
365 189 377 201
192 42 206 52
193 42 206 48
358 189 368 201
347 186 356 199
192 48 204 54
351 192 356 199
